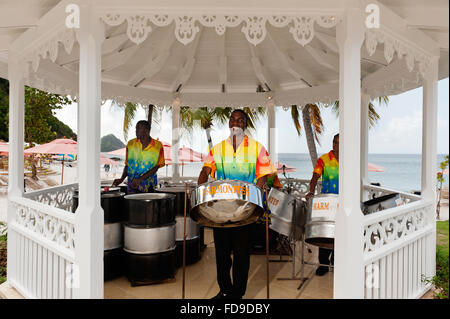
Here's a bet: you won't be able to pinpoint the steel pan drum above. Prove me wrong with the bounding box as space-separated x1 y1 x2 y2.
267 188 306 240
190 180 264 227
305 194 339 249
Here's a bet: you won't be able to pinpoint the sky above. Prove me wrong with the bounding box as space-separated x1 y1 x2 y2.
54 78 449 155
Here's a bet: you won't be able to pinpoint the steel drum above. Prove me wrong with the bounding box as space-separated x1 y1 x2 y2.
267 188 306 240
190 180 264 227
305 194 339 249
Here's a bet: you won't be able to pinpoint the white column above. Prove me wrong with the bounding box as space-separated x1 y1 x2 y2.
421 57 439 280
334 8 366 299
361 93 371 201
7 57 25 283
267 94 277 164
7 58 25 198
172 96 181 183
74 5 105 299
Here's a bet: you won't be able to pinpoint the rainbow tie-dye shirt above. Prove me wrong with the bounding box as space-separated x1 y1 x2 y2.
203 135 280 186
126 138 165 193
314 151 339 194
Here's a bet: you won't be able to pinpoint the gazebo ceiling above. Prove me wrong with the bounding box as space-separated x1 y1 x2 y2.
0 0 448 108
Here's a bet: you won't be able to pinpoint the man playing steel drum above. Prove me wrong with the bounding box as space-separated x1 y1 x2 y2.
197 109 280 299
113 120 165 194
306 133 339 276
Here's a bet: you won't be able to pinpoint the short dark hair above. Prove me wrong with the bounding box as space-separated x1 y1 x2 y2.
136 120 150 131
230 109 248 127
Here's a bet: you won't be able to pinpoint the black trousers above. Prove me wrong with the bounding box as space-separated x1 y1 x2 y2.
319 247 334 266
213 224 253 298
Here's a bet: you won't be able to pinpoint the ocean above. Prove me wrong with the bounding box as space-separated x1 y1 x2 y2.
158 153 449 193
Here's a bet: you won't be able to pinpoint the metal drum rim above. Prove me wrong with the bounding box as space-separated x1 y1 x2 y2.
124 193 176 201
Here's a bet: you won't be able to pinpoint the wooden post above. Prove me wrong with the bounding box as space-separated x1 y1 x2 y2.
7 56 25 284
61 154 65 184
360 94 371 201
74 4 105 299
421 57 439 280
334 8 365 299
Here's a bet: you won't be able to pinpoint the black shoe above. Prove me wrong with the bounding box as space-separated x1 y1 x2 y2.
315 266 329 276
211 291 230 299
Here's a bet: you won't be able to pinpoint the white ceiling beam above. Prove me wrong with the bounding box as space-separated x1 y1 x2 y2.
170 26 203 92
304 45 339 73
58 33 130 66
265 30 320 87
101 45 140 72
128 28 175 87
314 31 339 54
248 43 277 91
361 58 414 90
218 31 227 92
0 6 42 28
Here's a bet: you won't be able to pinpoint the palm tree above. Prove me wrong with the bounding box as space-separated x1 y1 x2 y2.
179 106 267 150
290 104 323 167
290 97 389 167
112 102 159 141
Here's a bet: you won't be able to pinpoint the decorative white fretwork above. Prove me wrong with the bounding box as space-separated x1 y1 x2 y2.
364 29 432 78
101 14 340 46
363 204 430 253
13 201 75 251
23 184 77 212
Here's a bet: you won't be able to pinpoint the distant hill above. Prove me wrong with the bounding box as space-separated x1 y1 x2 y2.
101 134 125 152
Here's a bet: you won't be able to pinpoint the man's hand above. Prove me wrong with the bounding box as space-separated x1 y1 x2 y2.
130 177 141 189
112 178 123 187
256 175 268 192
198 167 211 185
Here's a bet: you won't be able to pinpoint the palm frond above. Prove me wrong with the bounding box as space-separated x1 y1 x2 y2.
123 102 137 141
290 105 302 136
308 104 324 146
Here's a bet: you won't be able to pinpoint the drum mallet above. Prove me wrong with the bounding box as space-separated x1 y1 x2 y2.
182 183 188 299
265 188 270 299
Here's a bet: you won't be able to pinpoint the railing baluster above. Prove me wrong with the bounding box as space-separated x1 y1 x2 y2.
386 254 392 299
408 243 413 298
59 257 65 299
53 254 58 299
32 241 37 297
392 251 398 298
380 257 386 298
37 245 42 299
47 252 53 299
398 248 403 298
42 248 47 298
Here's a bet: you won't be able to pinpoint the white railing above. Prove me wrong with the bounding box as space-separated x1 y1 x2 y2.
8 185 77 299
12 179 433 299
363 199 434 299
363 184 421 204
23 183 78 212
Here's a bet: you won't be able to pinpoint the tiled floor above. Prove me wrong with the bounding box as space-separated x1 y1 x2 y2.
105 228 333 299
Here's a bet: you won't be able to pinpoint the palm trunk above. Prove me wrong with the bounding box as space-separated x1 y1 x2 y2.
302 104 318 167
148 104 154 132
205 126 213 150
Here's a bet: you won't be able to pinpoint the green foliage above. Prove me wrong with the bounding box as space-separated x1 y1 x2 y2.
0 78 75 144
24 86 73 145
424 221 449 299
437 155 449 184
0 79 9 141
0 222 6 285
101 134 126 152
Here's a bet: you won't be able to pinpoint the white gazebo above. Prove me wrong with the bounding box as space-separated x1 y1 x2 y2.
0 0 448 299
